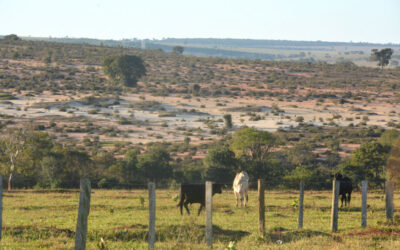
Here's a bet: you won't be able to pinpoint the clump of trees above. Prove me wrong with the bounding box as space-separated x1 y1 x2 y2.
102 55 146 87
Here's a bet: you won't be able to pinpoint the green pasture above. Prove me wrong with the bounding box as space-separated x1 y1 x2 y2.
1 189 400 249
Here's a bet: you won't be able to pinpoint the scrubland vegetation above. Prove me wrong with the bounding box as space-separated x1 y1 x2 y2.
0 35 400 248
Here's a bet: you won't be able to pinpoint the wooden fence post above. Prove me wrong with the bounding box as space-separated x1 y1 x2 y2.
330 180 340 233
205 181 213 247
0 175 2 240
361 180 367 228
75 179 91 250
258 179 265 236
385 181 394 221
148 182 156 250
298 181 304 229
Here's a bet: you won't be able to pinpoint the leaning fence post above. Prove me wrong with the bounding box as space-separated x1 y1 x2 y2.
75 179 91 250
0 175 3 240
298 181 304 229
361 180 368 228
205 181 213 247
385 181 394 221
330 179 340 233
258 179 265 236
148 182 156 250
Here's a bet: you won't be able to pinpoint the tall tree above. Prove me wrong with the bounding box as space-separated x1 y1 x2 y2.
231 128 278 162
223 114 233 129
137 145 172 182
231 128 279 179
0 128 53 190
102 55 146 87
204 145 237 182
350 141 387 187
370 48 393 69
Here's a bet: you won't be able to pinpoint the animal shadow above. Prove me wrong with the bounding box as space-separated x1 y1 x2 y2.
213 225 250 242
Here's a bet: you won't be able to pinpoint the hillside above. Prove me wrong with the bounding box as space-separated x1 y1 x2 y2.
0 35 398 189
19 36 400 66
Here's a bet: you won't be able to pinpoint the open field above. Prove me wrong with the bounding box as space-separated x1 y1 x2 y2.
2 189 400 249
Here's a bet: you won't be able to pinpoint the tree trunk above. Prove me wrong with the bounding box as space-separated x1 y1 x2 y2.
8 173 12 191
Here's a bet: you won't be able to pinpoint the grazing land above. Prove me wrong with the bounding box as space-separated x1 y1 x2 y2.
2 189 400 249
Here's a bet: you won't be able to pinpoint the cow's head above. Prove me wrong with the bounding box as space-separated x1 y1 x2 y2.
212 183 223 194
333 173 343 180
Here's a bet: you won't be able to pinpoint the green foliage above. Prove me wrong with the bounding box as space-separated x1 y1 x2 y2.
370 48 393 68
343 141 388 187
204 145 237 182
291 198 299 210
231 127 278 162
136 145 172 182
138 196 145 208
172 45 184 54
102 55 146 87
387 138 400 185
284 166 315 184
379 129 400 148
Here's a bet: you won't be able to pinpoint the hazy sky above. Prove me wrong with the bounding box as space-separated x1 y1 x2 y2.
1 0 399 43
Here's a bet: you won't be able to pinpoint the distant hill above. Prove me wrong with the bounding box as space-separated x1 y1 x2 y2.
16 36 400 66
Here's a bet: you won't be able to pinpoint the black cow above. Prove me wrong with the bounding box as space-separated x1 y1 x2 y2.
334 174 353 207
178 183 223 215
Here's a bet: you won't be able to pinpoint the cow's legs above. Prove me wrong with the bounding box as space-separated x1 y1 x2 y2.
235 192 239 207
183 202 191 215
197 203 204 216
340 195 344 207
347 192 351 207
245 192 248 207
240 195 244 207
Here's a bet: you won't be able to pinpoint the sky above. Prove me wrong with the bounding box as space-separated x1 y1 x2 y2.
1 0 399 44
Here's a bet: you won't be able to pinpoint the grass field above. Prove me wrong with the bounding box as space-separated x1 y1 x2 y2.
1 188 400 249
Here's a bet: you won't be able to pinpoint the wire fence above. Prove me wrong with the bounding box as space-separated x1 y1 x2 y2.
0 175 397 249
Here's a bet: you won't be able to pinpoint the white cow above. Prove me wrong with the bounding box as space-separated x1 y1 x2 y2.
233 171 249 207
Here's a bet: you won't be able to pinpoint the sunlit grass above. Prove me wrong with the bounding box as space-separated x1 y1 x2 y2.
1 189 400 249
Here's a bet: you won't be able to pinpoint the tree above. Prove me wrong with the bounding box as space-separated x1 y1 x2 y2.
204 145 237 182
3 34 20 41
350 141 387 187
223 114 233 129
102 55 146 87
0 128 54 190
136 145 172 182
379 129 400 148
231 128 279 180
387 137 400 184
191 84 201 96
231 128 278 162
370 48 393 69
172 46 184 54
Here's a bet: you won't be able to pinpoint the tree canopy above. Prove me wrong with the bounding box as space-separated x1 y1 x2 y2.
172 45 184 54
387 137 400 185
370 48 393 68
231 127 278 162
102 55 146 87
204 145 237 182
